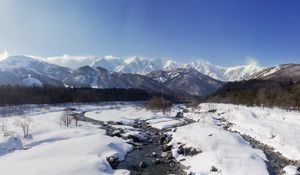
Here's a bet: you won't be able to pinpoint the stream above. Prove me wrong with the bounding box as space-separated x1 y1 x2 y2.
76 111 193 175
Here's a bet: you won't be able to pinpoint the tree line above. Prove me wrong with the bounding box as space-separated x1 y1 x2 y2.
208 79 300 110
0 86 154 105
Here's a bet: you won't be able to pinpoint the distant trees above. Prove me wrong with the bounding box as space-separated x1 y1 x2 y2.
0 86 151 106
209 79 300 110
186 98 201 111
145 96 172 115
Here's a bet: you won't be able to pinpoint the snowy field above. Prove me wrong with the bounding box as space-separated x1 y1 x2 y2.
0 103 184 175
169 122 269 175
0 102 299 175
193 103 300 161
0 109 133 175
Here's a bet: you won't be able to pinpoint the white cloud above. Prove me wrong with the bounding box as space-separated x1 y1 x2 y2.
0 50 9 61
44 55 99 69
245 56 261 66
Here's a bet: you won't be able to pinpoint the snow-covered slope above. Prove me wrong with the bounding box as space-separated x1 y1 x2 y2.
64 66 169 93
198 103 300 160
90 56 263 81
0 55 263 83
91 56 179 75
0 55 71 86
169 122 269 175
0 106 132 175
146 68 224 96
250 64 300 81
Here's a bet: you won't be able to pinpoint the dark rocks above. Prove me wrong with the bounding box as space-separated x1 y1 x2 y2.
176 145 201 156
106 155 119 169
184 147 202 156
127 134 142 142
175 112 184 118
179 158 186 162
208 109 217 113
210 166 218 172
161 152 168 158
111 130 122 137
159 134 166 143
139 161 147 168
166 153 174 160
177 146 184 155
152 151 157 157
165 135 173 143
109 117 194 175
152 158 161 165
162 145 172 152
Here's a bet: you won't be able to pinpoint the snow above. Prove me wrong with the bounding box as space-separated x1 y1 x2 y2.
260 65 281 77
111 124 136 130
0 109 132 175
0 54 263 82
21 77 43 87
0 134 131 175
283 165 300 175
169 122 269 175
146 117 184 130
196 103 300 160
2 102 293 175
122 130 148 141
85 104 179 124
88 55 263 81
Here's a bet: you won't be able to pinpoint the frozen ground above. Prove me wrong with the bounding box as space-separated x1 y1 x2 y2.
85 104 180 124
0 108 132 175
0 103 184 175
0 102 299 175
194 103 300 161
168 110 269 175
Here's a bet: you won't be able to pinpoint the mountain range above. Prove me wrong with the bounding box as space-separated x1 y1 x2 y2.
250 64 300 81
0 55 297 97
90 55 263 81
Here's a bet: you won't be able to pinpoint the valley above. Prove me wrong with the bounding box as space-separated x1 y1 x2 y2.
0 102 299 175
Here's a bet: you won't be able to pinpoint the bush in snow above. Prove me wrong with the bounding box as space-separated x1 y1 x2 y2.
145 97 172 115
14 117 32 138
186 99 201 110
60 108 75 127
1 117 7 132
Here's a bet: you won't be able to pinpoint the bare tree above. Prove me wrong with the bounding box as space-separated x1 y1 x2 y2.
145 97 172 115
60 109 74 127
187 99 201 112
14 117 32 138
1 117 6 132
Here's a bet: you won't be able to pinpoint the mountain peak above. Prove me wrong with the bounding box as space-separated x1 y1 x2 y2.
1 55 41 67
124 56 145 64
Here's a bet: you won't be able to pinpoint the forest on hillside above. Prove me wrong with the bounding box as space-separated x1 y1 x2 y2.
208 79 300 109
0 86 155 105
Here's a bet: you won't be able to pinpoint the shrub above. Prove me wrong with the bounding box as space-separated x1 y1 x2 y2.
145 97 172 115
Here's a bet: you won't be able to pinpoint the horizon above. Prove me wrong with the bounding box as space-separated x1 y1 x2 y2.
0 51 264 69
1 0 300 67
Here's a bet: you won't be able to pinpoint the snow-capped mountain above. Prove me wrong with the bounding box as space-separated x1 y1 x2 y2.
0 54 265 96
0 55 71 86
90 55 123 71
146 68 224 96
90 56 263 81
64 66 169 93
251 64 300 81
91 56 179 75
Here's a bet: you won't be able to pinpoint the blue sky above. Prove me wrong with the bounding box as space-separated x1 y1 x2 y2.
0 0 300 66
